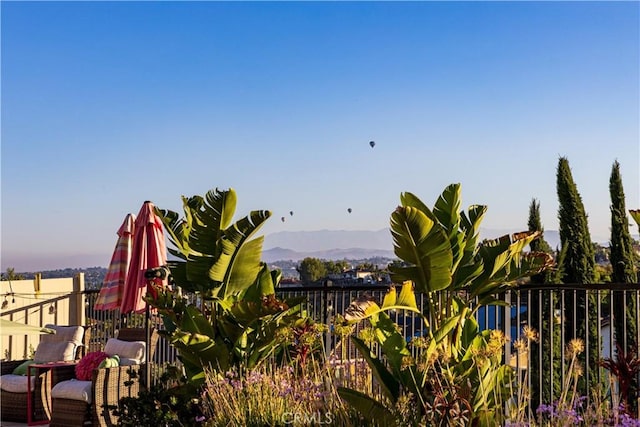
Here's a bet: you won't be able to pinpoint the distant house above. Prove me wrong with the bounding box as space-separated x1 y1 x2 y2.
330 269 375 284
279 278 302 288
327 271 355 281
320 267 392 286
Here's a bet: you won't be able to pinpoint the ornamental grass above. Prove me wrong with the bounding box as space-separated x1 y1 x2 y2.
200 357 364 427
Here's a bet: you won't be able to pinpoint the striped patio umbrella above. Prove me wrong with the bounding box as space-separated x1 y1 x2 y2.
94 213 136 310
120 201 168 314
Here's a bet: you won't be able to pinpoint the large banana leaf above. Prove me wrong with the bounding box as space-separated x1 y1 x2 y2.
243 263 279 302
350 336 400 403
344 282 423 324
433 183 461 236
454 204 487 276
207 211 270 298
157 207 190 259
158 189 230 259
181 305 216 337
169 331 231 380
399 191 438 222
223 238 265 297
469 231 541 299
369 312 413 375
205 187 237 231
337 388 397 427
187 189 236 255
390 206 452 293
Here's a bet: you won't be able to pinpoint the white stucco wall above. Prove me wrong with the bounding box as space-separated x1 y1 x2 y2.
0 274 85 360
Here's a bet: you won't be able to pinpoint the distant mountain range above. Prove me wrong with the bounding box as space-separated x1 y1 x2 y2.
263 229 393 252
261 228 573 262
7 227 609 273
262 229 392 262
262 246 396 263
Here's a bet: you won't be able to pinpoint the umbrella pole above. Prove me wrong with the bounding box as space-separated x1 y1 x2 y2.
145 300 151 388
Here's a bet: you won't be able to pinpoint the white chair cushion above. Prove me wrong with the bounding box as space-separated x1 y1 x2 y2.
104 338 145 362
0 374 35 393
42 325 84 345
34 341 77 363
51 379 92 403
118 357 141 366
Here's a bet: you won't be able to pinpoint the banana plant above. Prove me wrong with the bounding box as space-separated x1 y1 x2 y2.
151 264 306 383
147 187 308 384
157 188 269 300
338 184 554 426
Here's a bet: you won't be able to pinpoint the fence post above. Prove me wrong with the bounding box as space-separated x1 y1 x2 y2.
71 273 85 326
323 281 332 357
504 290 512 364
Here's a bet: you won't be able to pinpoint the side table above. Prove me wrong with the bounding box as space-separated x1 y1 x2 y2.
26 361 77 426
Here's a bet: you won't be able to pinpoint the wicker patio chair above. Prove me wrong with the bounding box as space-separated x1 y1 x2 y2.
50 327 159 427
0 324 90 423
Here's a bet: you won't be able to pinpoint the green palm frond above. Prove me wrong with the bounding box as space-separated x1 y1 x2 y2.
433 183 462 236
188 189 234 255
460 205 487 260
156 207 190 258
399 191 437 221
205 187 237 231
469 231 543 299
390 205 452 293
225 237 265 297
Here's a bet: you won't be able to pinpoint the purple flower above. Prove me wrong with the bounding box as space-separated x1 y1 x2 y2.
246 370 264 384
536 403 553 416
620 413 640 427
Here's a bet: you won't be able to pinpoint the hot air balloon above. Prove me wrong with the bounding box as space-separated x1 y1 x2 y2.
347 208 352 214
281 217 285 222
369 141 375 148
289 211 294 216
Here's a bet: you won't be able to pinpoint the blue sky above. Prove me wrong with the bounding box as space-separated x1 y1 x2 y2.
2 1 638 272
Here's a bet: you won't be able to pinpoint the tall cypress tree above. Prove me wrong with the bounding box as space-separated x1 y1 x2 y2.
609 160 637 350
556 156 598 391
528 198 554 284
610 160 637 283
556 157 596 285
527 198 561 407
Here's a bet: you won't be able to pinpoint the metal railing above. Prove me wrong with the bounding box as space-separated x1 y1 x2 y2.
6 283 639 409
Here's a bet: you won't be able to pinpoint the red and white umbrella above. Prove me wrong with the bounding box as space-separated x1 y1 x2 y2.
94 213 136 311
120 201 168 314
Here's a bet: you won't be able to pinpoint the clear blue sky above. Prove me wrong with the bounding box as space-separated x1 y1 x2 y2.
2 1 638 272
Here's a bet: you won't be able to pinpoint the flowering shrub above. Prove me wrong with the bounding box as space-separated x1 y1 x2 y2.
536 397 587 425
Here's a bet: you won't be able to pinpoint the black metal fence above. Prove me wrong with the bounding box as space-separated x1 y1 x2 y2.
77 283 640 407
